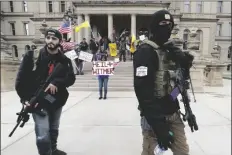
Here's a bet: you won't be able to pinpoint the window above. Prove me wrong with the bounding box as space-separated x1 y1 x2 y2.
12 45 18 58
23 23 29 35
10 23 15 35
48 1 53 13
183 29 190 41
216 24 222 36
229 23 231 37
23 1 28 12
228 46 232 58
196 2 203 13
25 45 30 51
9 1 13 12
217 1 223 13
183 29 190 50
184 1 190 12
196 30 202 50
60 1 65 12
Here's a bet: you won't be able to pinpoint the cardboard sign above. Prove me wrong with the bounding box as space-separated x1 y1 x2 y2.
92 61 114 75
64 50 78 60
79 51 93 62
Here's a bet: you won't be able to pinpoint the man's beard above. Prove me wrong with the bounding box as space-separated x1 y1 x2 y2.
46 43 59 51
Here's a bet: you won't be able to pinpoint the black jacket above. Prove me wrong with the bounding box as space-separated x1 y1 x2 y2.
133 42 190 131
16 47 76 109
89 40 99 52
80 41 88 51
15 50 36 102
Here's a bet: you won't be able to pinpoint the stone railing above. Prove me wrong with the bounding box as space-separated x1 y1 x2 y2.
1 12 34 17
3 35 35 41
181 13 217 20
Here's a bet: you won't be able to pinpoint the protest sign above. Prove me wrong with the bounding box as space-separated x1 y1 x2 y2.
92 61 114 75
109 43 117 57
64 50 78 60
79 51 93 62
114 57 119 63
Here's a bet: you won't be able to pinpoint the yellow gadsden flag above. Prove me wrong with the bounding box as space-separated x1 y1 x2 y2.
109 43 117 57
130 35 136 53
75 21 90 32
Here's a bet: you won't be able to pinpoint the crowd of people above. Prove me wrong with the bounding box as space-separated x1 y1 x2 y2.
14 9 197 155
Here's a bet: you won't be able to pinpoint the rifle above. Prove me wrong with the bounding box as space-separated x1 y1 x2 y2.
9 63 65 137
170 61 198 132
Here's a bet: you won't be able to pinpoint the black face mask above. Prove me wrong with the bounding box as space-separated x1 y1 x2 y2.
153 25 172 46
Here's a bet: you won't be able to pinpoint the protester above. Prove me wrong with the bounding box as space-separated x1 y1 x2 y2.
76 38 88 75
79 38 89 51
133 10 192 155
15 28 76 155
96 54 109 99
89 37 99 61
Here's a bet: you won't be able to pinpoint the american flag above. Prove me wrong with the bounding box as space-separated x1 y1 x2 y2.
61 41 76 51
58 21 71 34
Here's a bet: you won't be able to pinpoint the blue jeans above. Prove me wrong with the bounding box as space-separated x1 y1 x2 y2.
32 107 62 155
98 77 109 97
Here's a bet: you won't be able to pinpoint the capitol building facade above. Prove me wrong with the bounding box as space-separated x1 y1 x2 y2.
0 1 231 66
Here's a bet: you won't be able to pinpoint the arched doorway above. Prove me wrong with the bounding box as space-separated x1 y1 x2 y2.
12 45 18 58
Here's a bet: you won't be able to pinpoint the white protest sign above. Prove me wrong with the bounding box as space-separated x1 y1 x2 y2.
126 45 130 50
79 51 93 62
92 61 114 75
64 50 78 60
114 57 119 63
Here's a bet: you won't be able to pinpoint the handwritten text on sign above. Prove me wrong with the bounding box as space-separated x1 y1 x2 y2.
79 51 93 62
64 50 78 60
92 61 114 75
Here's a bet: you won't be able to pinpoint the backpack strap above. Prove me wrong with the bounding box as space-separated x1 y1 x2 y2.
141 39 159 49
140 39 161 63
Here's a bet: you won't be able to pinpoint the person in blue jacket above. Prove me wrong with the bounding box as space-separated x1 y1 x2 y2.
96 54 109 99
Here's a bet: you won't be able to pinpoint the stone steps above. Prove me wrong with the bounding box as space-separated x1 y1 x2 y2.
68 86 134 91
71 61 134 91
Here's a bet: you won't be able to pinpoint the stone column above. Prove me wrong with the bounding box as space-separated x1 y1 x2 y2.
68 19 74 41
84 14 91 43
131 14 136 36
187 27 205 92
76 15 83 43
108 14 113 40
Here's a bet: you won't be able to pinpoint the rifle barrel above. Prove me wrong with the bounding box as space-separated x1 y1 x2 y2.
8 117 23 137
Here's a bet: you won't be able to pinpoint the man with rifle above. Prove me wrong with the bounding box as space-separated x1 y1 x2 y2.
133 10 198 155
14 28 76 155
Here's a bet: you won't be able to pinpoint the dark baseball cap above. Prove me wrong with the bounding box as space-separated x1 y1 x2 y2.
45 28 62 40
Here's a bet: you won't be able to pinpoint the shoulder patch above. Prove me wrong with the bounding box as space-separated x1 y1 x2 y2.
136 66 148 77
165 14 170 20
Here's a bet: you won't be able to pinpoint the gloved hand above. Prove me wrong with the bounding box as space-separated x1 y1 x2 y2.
154 119 174 150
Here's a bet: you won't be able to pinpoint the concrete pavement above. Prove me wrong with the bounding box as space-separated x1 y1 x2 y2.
1 80 231 155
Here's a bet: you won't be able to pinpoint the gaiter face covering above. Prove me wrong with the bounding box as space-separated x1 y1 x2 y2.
150 10 174 46
153 25 172 46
